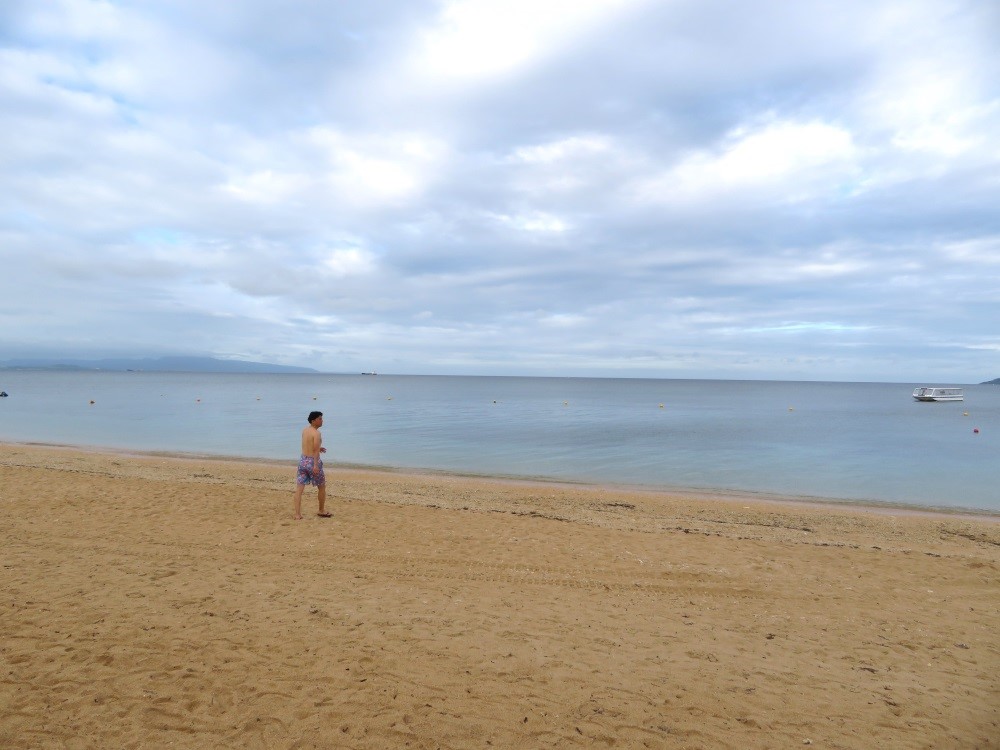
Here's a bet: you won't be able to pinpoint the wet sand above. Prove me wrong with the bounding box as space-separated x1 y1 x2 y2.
1 443 998 749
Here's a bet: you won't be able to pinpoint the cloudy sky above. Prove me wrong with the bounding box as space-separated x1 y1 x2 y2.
2 1 998 381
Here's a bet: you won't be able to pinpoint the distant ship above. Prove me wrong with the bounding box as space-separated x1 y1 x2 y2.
361 372 377 376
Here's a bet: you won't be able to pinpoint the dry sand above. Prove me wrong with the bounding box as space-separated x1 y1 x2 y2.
1 443 998 749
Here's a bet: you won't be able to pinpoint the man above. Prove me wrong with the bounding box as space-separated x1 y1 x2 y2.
293 411 330 519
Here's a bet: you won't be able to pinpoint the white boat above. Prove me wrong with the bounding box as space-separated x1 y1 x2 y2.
912 386 964 402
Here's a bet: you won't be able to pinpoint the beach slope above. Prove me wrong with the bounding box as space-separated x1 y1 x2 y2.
1 444 997 748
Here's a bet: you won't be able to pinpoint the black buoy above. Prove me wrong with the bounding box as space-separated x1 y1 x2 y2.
0 391 8 398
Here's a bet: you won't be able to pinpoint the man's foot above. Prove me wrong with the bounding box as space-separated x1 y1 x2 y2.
317 512 332 518
294 515 303 520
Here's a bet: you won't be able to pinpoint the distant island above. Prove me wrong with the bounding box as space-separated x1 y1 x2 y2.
0 356 318 374
982 378 1000 385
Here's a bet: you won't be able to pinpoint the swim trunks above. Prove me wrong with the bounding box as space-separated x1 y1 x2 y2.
296 455 325 486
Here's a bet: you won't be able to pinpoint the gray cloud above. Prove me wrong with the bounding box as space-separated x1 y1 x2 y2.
1 0 998 380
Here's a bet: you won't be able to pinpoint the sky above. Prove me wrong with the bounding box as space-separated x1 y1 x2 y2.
1 0 998 382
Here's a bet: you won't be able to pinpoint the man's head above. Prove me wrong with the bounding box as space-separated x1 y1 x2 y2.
308 411 323 425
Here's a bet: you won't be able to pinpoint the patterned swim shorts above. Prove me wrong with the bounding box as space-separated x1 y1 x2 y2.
296 455 325 486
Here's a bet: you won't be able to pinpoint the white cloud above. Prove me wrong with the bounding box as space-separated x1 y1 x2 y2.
509 135 613 164
538 312 587 327
938 237 1000 265
493 211 569 233
221 169 311 204
411 0 643 82
715 246 871 286
708 121 856 184
739 322 873 334
323 247 377 277
305 127 445 206
889 97 996 159
637 119 858 205
22 0 126 41
858 1 1000 161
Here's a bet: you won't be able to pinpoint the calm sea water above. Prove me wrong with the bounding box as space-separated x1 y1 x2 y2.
0 371 997 512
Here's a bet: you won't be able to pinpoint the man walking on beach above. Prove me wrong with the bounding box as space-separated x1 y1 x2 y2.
293 411 330 520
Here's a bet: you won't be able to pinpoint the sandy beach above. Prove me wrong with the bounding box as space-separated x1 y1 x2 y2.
1 443 997 749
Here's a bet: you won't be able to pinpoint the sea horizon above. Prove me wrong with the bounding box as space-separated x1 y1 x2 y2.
2 363 992 386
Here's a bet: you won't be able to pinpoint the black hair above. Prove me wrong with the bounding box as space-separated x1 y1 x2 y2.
307 411 323 423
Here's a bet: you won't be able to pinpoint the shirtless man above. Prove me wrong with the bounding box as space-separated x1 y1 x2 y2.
293 411 329 519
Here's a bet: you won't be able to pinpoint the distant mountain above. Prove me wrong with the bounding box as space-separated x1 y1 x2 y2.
981 378 1000 385
0 356 318 374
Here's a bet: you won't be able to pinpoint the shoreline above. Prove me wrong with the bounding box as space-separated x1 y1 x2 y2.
7 438 999 521
2 442 998 747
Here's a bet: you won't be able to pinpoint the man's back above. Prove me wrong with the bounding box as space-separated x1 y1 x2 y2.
301 425 321 456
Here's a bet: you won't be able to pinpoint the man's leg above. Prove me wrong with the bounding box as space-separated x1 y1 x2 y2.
293 483 305 519
317 483 327 516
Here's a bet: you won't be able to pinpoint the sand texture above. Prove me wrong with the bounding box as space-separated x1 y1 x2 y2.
1 443 998 749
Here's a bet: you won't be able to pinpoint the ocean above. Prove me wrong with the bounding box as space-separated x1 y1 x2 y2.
0 371 997 512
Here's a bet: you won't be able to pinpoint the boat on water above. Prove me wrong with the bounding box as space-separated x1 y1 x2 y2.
912 386 964 402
